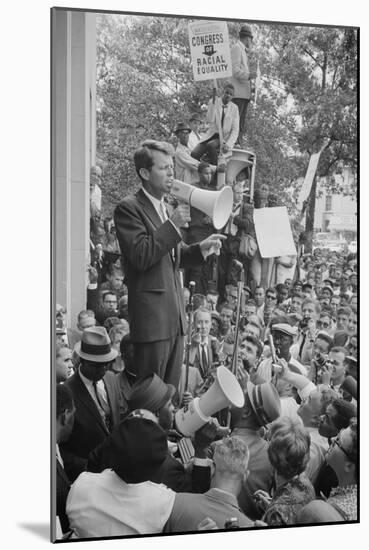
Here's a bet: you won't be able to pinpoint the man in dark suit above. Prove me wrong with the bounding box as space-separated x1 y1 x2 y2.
114 140 226 390
56 384 75 538
60 327 127 481
188 307 219 380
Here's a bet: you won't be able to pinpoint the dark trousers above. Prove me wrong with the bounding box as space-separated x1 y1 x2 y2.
191 134 220 165
232 98 250 144
134 329 184 390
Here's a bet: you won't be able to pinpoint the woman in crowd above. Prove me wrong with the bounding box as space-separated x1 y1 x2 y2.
254 416 315 525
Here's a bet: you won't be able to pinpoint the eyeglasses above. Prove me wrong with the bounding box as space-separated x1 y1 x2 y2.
266 295 276 300
330 436 355 462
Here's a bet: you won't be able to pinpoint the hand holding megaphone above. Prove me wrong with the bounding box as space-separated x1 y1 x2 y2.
170 203 191 229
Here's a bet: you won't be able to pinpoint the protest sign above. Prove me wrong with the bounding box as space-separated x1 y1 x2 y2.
254 207 296 258
188 20 232 82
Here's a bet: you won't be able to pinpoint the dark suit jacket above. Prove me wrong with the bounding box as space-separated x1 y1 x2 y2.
114 188 204 343
56 459 71 534
60 371 126 481
188 337 219 379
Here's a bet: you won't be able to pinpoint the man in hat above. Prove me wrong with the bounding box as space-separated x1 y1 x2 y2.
257 323 307 383
164 436 254 532
114 140 226 390
191 83 239 165
88 372 216 494
188 112 203 151
231 382 281 519
60 327 127 481
230 24 257 147
174 122 202 184
67 414 177 537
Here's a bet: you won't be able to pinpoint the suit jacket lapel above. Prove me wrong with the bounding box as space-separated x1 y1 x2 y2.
103 374 119 426
73 373 109 434
136 188 163 228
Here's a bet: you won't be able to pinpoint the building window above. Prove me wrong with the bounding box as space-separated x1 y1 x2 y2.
325 195 332 211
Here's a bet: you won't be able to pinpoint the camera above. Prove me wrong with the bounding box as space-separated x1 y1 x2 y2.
298 317 310 331
313 352 326 368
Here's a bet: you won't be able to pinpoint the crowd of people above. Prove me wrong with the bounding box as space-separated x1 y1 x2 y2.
54 22 358 542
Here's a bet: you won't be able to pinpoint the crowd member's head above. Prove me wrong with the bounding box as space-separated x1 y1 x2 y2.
244 300 257 319
242 319 261 339
189 112 202 135
301 298 321 323
194 307 212 341
327 346 348 387
318 398 357 439
336 307 352 332
77 310 96 332
347 311 357 335
102 291 118 315
349 294 357 309
232 181 244 205
197 162 213 188
297 387 338 428
347 334 357 359
265 287 277 306
312 331 333 365
254 286 265 307
206 289 219 311
127 374 176 432
193 293 207 310
210 311 221 338
326 418 357 485
119 334 136 380
174 121 191 147
56 384 76 444
276 284 288 304
75 327 118 383
290 292 303 314
105 268 124 291
267 417 311 482
271 323 297 361
284 278 292 291
317 312 333 334
108 322 130 365
239 23 253 50
302 282 314 299
110 414 168 484
211 436 250 495
222 82 235 106
56 343 74 383
118 295 129 321
219 303 234 334
134 140 174 198
240 334 263 372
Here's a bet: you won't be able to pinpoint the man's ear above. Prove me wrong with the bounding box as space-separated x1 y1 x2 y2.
139 167 150 182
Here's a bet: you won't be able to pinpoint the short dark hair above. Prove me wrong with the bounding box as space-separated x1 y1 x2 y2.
337 306 352 317
134 140 174 180
268 417 311 479
330 398 357 431
102 291 117 302
56 384 74 418
243 334 263 358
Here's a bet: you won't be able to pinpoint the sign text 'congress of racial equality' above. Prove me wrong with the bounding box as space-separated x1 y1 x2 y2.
188 21 232 82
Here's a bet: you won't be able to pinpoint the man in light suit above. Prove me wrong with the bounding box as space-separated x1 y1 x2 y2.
191 83 239 166
188 306 219 380
230 24 256 147
60 327 127 481
114 140 226 390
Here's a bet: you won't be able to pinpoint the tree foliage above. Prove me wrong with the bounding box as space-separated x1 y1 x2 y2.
96 15 357 220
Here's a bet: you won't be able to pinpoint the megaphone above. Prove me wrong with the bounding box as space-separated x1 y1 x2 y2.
226 149 255 184
175 366 245 437
171 180 233 230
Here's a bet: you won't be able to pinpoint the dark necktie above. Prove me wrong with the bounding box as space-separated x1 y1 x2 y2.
299 333 307 359
201 343 208 377
93 381 112 431
221 105 226 127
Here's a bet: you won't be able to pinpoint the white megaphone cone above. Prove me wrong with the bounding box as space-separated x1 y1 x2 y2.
171 180 233 230
175 366 245 437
